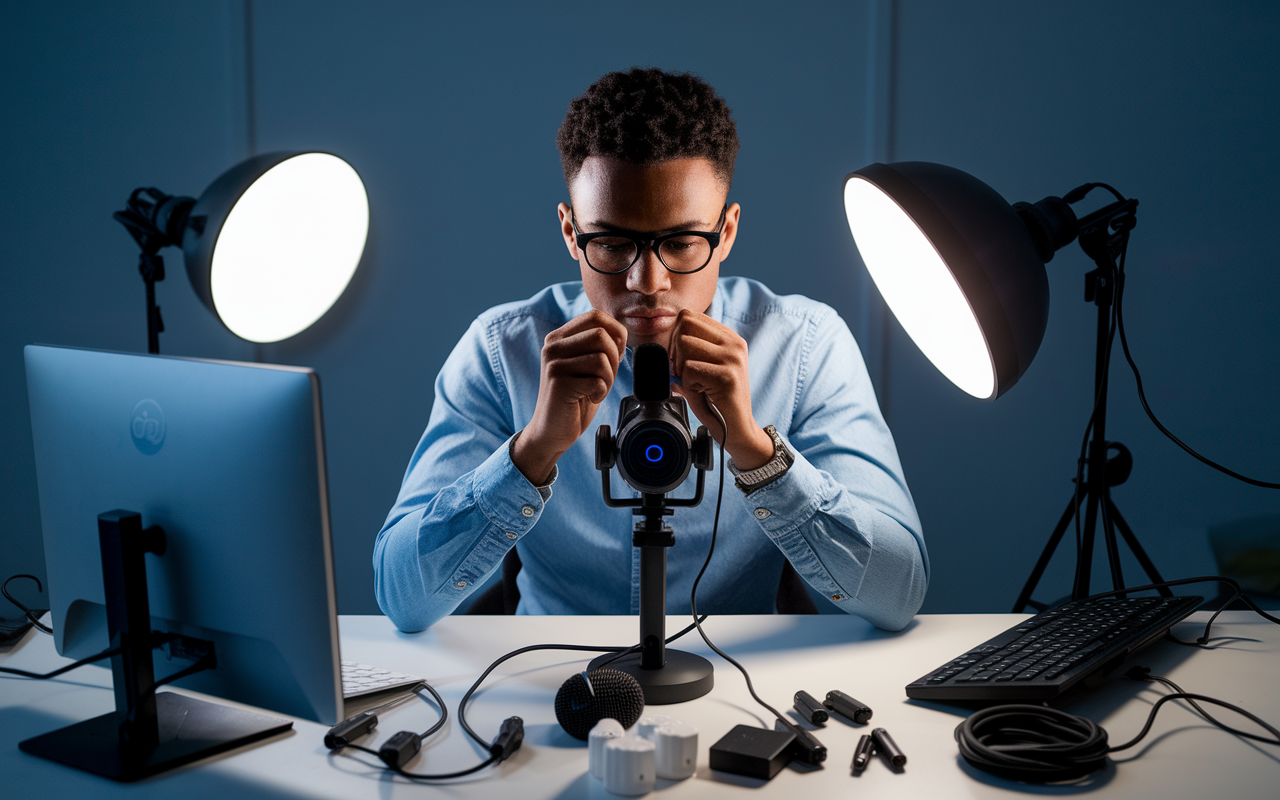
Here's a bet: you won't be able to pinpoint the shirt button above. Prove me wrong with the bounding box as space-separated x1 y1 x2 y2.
521 504 536 517
831 594 843 602
753 508 771 519
454 580 467 589
506 532 517 540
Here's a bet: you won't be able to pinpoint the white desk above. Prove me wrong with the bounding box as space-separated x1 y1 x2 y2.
2 611 1276 798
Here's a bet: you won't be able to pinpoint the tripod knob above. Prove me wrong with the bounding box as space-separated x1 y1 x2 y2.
595 425 615 470
1104 441 1132 486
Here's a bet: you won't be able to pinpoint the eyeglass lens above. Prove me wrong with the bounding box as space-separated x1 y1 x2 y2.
584 235 713 273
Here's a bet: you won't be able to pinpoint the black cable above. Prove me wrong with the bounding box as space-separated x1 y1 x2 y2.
0 643 121 679
1124 668 1280 745
339 744 499 780
955 704 1109 782
956 673 1280 783
454 641 626 749
1109 690 1280 751
454 618 707 749
688 398 789 728
1112 247 1280 488
3 574 52 634
590 614 709 672
415 680 448 739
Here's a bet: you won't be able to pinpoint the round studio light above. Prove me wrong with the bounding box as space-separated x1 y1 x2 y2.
183 151 369 343
843 162 1052 401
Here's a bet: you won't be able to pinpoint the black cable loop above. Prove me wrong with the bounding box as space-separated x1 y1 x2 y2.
3 574 52 634
956 676 1280 783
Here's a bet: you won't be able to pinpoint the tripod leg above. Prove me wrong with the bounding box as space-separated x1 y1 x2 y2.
1013 493 1082 613
1073 485 1104 599
1107 499 1172 596
1100 484 1125 591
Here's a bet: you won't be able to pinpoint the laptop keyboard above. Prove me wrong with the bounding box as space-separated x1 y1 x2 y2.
341 660 423 699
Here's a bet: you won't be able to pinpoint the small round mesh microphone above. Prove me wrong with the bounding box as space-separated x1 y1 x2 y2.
554 668 646 740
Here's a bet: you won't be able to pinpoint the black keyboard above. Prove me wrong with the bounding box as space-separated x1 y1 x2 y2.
906 595 1202 703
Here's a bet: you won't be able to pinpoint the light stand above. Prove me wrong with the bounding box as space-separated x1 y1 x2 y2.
113 187 195 354
1011 195 1172 612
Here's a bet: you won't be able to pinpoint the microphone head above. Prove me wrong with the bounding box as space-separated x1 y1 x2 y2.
633 343 670 402
555 668 645 741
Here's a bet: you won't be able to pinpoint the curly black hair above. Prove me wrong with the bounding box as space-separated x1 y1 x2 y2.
556 67 739 192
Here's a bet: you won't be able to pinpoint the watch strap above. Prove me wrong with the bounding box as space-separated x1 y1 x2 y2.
729 425 793 494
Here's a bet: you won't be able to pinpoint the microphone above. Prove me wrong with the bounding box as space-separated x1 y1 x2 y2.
632 342 671 401
554 668 646 740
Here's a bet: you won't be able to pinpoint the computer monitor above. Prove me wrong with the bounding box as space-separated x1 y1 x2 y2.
22 345 345 778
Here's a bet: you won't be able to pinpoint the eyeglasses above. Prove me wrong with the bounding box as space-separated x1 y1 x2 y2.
571 205 727 275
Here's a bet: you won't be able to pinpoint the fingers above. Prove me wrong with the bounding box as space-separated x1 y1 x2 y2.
553 310 628 360
671 382 727 442
538 310 628 410
546 352 616 403
671 358 740 397
668 310 747 388
544 317 626 377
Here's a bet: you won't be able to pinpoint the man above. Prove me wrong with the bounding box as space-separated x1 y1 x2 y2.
374 68 927 632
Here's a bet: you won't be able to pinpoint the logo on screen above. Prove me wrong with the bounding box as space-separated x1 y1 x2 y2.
131 399 166 455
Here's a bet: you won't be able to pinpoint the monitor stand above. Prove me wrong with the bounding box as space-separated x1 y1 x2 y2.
588 497 713 705
18 510 291 781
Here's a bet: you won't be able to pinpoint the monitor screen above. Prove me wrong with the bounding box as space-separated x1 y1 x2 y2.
25 345 343 725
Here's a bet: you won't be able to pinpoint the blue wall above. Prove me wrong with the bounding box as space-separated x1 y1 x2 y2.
2 1 1277 616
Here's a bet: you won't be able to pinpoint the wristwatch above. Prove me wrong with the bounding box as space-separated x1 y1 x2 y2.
728 425 793 494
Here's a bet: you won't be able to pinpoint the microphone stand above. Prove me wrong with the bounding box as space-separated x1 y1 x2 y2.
591 443 715 705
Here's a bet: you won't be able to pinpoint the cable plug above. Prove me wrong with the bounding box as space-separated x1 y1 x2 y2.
378 730 422 770
1123 665 1152 682
325 712 377 750
490 716 524 762
774 719 827 765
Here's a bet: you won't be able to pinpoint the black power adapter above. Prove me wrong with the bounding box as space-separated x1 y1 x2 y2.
709 725 796 780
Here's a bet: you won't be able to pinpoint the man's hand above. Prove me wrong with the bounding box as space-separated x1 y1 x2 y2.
512 310 628 485
667 309 775 471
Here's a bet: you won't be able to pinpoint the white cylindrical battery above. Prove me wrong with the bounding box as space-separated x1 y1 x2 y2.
604 734 656 796
588 718 626 781
653 720 698 780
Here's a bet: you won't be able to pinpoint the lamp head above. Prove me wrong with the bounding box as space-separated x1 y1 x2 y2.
843 162 1076 400
182 151 369 343
115 151 369 347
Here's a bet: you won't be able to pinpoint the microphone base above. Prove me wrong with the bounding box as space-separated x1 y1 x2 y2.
589 649 714 705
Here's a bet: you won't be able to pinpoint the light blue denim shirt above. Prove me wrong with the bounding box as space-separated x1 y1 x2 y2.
374 277 928 631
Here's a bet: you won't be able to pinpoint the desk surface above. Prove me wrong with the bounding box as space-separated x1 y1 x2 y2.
2 611 1276 799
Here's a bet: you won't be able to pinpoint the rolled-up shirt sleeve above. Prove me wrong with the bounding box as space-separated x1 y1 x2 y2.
741 309 928 631
373 319 547 632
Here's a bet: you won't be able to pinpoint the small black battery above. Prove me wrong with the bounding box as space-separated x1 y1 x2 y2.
793 690 829 725
824 690 873 724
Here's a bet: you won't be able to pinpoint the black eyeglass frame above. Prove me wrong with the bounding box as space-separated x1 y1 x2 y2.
570 205 728 275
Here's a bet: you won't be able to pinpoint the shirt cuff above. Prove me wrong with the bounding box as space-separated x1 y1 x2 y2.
508 430 557 501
